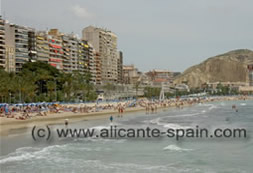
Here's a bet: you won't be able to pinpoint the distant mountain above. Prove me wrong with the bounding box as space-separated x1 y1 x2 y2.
174 49 253 88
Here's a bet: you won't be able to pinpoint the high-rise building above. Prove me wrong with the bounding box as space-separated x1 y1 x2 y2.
4 22 16 72
28 29 37 61
62 33 79 73
14 24 30 72
36 31 49 63
117 51 123 84
82 26 118 84
0 17 5 70
94 52 101 85
48 29 91 74
0 18 123 86
87 42 96 84
76 40 86 74
48 29 64 70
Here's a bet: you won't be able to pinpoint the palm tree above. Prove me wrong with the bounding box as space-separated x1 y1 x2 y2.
47 80 56 101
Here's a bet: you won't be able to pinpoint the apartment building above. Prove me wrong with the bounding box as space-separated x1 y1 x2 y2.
47 29 64 70
123 65 140 84
36 31 49 63
146 69 172 83
94 52 101 85
62 33 80 73
76 41 85 74
48 29 91 74
117 51 123 84
4 22 16 72
28 29 36 61
82 26 118 84
0 18 122 86
0 17 5 70
14 25 30 72
89 43 97 84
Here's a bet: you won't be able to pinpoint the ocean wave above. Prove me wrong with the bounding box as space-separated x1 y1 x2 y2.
109 162 170 172
74 137 127 144
208 104 218 110
0 152 36 164
149 118 164 126
91 125 109 131
149 113 200 125
240 103 247 106
163 145 192 152
163 123 190 129
149 117 192 129
0 145 66 164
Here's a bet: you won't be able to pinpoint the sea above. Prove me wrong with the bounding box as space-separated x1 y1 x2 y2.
0 100 253 173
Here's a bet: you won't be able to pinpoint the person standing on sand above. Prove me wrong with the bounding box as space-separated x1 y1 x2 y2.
120 105 124 117
118 104 121 117
146 105 149 114
4 105 9 116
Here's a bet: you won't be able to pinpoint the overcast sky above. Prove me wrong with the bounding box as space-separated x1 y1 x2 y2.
1 0 253 72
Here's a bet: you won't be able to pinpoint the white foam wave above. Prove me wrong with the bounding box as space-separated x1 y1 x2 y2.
75 137 127 144
149 118 165 126
0 145 66 164
163 123 190 129
149 117 192 129
91 126 109 131
240 103 247 106
208 105 218 110
178 113 200 117
149 113 200 126
163 145 192 152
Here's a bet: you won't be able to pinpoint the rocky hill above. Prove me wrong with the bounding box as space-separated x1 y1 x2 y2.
174 49 253 88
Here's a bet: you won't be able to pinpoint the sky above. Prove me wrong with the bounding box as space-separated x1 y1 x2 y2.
1 0 253 72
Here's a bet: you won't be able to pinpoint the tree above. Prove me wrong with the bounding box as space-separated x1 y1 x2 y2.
144 87 161 98
0 61 98 103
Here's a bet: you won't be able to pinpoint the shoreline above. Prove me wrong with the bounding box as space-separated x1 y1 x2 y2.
0 96 250 136
0 106 147 136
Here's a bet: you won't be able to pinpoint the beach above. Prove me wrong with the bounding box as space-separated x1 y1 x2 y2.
0 96 250 136
0 106 145 136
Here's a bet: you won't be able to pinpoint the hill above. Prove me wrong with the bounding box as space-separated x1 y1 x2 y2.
174 49 253 88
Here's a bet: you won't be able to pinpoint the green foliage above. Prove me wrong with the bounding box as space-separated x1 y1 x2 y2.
144 87 161 98
0 62 97 103
207 83 239 96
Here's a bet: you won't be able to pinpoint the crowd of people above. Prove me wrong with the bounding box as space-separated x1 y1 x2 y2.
0 96 248 121
0 100 133 120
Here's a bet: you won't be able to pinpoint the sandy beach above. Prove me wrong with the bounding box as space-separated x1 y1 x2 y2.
0 106 147 136
0 96 250 136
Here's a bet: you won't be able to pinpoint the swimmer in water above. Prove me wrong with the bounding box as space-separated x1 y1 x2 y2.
109 116 113 122
65 119 69 127
232 105 236 109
